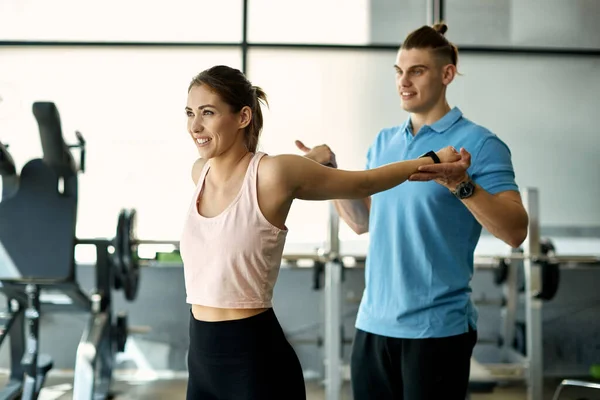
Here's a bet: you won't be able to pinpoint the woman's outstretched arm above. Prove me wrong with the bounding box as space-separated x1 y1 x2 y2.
270 147 458 201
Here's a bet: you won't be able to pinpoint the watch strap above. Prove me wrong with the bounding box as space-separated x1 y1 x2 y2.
419 150 440 164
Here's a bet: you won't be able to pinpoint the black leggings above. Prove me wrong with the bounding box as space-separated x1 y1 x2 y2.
351 327 477 400
186 308 306 400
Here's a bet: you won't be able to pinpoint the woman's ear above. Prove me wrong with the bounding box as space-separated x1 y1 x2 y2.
239 106 252 129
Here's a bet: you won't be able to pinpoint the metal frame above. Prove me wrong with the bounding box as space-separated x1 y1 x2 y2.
323 203 343 400
72 240 123 400
318 187 599 400
480 188 543 400
523 189 543 400
1 41 599 60
427 0 445 26
552 379 600 400
2 0 600 71
0 239 125 399
0 296 25 399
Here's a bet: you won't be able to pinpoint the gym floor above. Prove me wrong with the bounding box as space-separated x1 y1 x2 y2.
0 373 596 400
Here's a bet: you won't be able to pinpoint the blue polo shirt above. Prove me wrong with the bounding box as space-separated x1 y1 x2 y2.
355 107 519 339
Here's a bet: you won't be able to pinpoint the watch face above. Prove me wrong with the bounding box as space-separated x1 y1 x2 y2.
459 181 474 198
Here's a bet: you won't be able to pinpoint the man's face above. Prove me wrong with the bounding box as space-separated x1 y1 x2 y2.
394 48 453 114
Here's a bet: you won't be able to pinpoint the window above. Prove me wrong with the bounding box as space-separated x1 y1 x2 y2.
446 53 600 228
248 48 600 251
368 0 429 45
247 48 406 251
0 47 241 246
248 0 426 45
0 0 243 42
445 0 600 49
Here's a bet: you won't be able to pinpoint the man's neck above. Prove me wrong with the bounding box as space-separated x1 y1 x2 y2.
409 101 452 136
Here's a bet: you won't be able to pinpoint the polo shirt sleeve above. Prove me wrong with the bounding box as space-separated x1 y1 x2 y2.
365 128 388 170
365 146 373 170
471 135 519 195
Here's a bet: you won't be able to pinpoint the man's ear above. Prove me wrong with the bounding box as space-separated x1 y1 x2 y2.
442 64 456 86
239 106 252 129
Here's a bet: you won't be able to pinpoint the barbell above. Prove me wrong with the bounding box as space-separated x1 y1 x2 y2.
282 252 600 269
283 239 600 302
78 215 599 303
77 208 179 302
112 209 139 301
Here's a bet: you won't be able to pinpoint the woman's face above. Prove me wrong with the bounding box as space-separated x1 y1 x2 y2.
185 84 248 158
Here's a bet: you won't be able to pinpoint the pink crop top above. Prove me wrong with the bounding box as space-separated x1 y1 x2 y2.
179 152 288 309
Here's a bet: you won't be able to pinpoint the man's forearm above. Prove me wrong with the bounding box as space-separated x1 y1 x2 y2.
300 151 371 234
462 185 529 248
333 198 370 235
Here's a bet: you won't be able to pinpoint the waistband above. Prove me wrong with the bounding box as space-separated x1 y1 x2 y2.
189 308 284 354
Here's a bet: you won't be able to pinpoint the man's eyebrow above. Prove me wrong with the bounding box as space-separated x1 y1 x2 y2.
394 64 429 71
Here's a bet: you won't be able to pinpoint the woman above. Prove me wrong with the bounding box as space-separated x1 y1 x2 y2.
179 65 459 400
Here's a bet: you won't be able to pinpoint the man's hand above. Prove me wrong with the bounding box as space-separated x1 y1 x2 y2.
295 140 337 168
436 146 461 163
409 147 471 190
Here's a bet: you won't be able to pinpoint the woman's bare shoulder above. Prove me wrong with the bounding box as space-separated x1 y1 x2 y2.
256 153 301 180
191 158 208 185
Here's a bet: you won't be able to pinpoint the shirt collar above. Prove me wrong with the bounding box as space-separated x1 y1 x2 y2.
402 107 463 135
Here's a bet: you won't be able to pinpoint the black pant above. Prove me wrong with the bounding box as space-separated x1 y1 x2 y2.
350 327 477 400
186 308 306 400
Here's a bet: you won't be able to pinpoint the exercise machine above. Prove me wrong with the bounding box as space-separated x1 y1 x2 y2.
551 379 600 400
283 187 600 400
472 189 599 400
0 102 138 399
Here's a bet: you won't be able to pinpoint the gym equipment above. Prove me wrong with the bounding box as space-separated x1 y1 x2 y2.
0 141 18 199
551 379 600 400
0 141 16 175
80 208 184 300
79 208 140 302
493 258 509 285
0 102 132 400
306 187 600 400
491 238 562 300
323 203 343 400
536 239 560 301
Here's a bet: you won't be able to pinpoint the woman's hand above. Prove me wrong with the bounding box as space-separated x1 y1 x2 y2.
435 146 461 163
411 147 472 189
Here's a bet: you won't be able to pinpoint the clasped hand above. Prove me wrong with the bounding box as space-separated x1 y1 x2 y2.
410 146 471 190
295 140 471 191
295 140 337 168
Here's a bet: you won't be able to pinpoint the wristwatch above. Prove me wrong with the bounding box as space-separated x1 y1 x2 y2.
452 178 476 199
418 150 440 164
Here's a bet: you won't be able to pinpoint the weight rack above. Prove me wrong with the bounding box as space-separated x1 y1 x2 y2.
312 187 600 400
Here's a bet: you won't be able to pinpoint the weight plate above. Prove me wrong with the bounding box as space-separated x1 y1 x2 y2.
536 238 560 301
122 208 140 302
494 259 509 285
115 312 128 353
112 209 126 291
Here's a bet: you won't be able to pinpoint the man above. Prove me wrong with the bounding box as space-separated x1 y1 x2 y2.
296 23 529 400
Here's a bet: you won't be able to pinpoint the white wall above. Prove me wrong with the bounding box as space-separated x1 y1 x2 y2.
249 48 600 238
0 0 242 42
248 0 371 44
1 47 599 254
0 46 242 243
443 0 600 49
1 0 599 256
448 53 600 227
